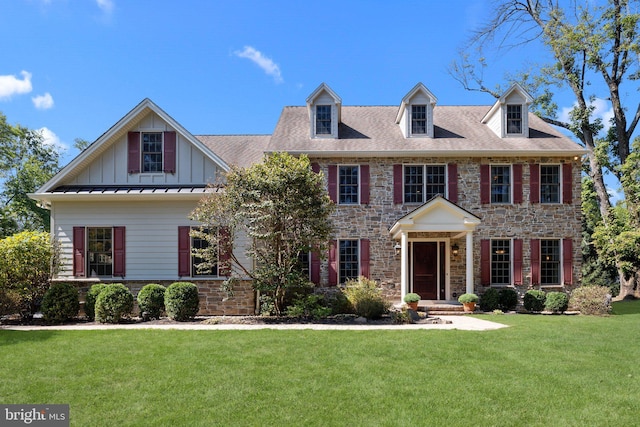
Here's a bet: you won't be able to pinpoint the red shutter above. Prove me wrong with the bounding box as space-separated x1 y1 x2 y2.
360 239 370 279
328 165 337 203
563 163 572 204
513 164 523 204
481 239 490 285
310 251 320 285
178 226 191 277
530 239 540 285
513 239 523 285
447 163 458 203
163 131 176 174
360 165 370 205
328 240 337 286
480 164 490 204
127 132 140 174
113 226 126 277
393 164 403 204
311 162 320 174
530 164 540 203
563 238 573 285
218 227 232 276
73 227 85 278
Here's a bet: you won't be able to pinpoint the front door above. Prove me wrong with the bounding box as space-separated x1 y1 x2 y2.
412 242 439 299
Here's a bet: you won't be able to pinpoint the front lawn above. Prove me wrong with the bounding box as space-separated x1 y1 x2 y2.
1 301 639 426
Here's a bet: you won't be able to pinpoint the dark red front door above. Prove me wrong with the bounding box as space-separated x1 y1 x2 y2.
412 242 438 299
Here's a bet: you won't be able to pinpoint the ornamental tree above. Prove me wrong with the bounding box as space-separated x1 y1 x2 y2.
191 152 334 314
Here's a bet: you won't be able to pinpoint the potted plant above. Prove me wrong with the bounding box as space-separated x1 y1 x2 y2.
458 293 478 312
403 293 421 311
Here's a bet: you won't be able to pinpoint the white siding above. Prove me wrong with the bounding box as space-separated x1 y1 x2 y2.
52 200 251 280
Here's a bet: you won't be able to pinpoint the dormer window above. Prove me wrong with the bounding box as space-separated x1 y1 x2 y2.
506 105 522 134
411 105 427 135
316 105 332 135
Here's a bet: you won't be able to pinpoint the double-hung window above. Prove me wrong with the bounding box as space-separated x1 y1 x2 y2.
339 240 359 283
411 105 427 135
404 165 446 203
540 165 560 203
491 165 511 203
491 240 511 285
87 227 113 277
506 105 522 134
540 239 560 285
316 105 332 135
191 229 218 277
142 132 163 173
339 165 359 204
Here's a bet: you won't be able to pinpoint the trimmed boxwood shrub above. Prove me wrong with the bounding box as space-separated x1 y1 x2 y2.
85 283 109 321
480 288 499 311
498 288 519 311
41 283 79 323
569 286 612 315
524 290 546 312
545 291 569 313
342 277 390 319
165 282 200 321
95 283 133 324
137 283 166 320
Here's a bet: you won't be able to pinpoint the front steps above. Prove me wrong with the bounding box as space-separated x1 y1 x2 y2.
395 301 474 315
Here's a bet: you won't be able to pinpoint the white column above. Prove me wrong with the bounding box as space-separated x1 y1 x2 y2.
466 231 474 294
400 232 408 298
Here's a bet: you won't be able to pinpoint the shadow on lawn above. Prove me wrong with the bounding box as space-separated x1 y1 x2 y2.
611 299 640 315
0 330 59 346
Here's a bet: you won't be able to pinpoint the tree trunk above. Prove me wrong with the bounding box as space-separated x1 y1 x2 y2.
616 268 640 301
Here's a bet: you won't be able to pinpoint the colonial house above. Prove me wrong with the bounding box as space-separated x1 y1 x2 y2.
30 82 584 314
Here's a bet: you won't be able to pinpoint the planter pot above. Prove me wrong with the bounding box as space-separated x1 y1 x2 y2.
407 302 418 311
462 302 476 312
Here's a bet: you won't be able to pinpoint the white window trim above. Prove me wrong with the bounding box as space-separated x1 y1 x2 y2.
337 164 360 205
409 104 428 137
338 238 360 284
140 131 164 174
490 164 513 205
313 104 335 138
489 238 513 287
539 238 563 287
403 163 447 204
540 164 562 204
504 104 525 137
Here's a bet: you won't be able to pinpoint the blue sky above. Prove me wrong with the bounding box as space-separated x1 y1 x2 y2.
0 0 617 173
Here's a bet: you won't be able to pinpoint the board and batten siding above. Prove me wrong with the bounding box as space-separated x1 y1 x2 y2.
66 112 218 187
52 200 250 281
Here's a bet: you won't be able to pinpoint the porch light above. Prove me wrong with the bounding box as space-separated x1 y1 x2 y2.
452 243 459 257
394 243 401 256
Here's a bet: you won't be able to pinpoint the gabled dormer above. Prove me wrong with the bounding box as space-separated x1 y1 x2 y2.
306 83 342 139
395 83 437 138
481 83 534 138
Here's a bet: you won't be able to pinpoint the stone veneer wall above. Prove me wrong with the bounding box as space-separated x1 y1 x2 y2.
311 156 582 300
60 279 256 316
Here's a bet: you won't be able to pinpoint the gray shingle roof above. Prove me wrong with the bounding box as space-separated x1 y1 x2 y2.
267 105 584 157
196 135 270 168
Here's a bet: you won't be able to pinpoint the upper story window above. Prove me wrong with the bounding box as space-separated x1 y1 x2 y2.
491 165 511 204
411 105 427 135
541 239 560 284
142 132 163 172
339 165 359 204
404 165 446 204
315 105 332 135
540 165 560 203
491 239 511 285
506 105 522 134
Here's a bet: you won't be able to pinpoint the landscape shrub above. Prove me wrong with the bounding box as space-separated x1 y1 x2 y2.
480 288 499 311
95 283 134 324
285 294 332 319
498 288 519 311
341 277 390 319
165 282 200 321
569 286 612 315
85 283 109 320
327 291 353 315
41 283 79 323
523 290 546 312
0 289 22 316
545 291 569 313
137 283 166 320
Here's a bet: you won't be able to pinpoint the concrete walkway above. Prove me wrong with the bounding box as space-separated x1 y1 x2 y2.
1 316 508 331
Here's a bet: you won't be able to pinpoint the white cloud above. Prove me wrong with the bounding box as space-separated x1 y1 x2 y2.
32 92 54 110
96 0 115 14
37 127 68 151
234 46 283 84
0 71 33 100
559 98 614 134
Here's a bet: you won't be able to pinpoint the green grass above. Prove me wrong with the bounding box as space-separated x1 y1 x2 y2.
1 301 640 426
